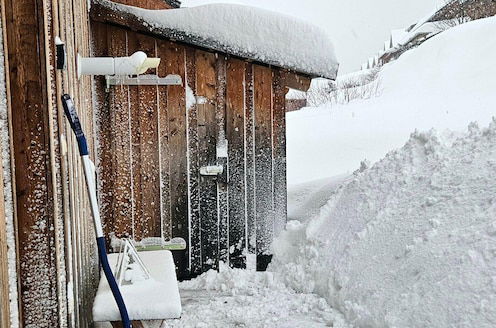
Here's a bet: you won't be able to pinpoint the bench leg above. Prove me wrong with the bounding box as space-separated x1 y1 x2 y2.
111 320 167 328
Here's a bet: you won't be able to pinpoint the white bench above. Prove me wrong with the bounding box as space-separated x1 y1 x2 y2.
93 250 181 327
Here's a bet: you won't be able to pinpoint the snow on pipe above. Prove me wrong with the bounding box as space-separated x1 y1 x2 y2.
77 51 161 78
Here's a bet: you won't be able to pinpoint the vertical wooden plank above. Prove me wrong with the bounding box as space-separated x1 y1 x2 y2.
272 70 287 237
156 40 171 241
127 32 161 240
253 65 274 271
107 26 132 239
196 51 218 272
0 148 10 328
4 0 60 324
216 56 229 266
244 63 256 260
165 42 189 278
185 47 201 275
226 58 246 268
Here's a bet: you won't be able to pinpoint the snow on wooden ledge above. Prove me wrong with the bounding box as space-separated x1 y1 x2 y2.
91 0 339 79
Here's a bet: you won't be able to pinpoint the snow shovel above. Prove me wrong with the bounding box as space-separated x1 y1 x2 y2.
61 94 131 328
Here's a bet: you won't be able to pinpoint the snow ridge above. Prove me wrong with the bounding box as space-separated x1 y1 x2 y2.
273 120 496 327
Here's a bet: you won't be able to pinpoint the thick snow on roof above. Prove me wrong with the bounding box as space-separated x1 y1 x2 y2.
94 0 339 79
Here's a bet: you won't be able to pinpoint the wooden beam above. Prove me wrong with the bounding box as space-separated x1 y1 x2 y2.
110 0 177 9
282 71 311 92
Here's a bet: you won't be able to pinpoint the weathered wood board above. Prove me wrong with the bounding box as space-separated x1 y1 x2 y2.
196 50 219 272
253 65 274 271
226 58 246 268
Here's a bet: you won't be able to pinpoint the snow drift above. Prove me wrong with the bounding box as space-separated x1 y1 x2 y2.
272 120 496 327
287 16 496 184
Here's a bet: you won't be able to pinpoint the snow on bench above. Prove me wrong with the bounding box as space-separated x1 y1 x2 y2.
92 0 339 79
93 250 181 322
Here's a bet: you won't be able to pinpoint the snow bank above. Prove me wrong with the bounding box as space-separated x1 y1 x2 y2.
169 263 351 327
94 0 338 79
287 16 496 184
273 120 496 327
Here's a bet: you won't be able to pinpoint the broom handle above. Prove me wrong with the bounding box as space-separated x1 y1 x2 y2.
61 94 131 328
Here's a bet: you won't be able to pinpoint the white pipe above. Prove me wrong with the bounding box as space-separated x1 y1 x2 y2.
82 155 104 238
77 51 161 78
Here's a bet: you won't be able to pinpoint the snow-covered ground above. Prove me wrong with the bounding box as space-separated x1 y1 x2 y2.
167 264 350 328
288 16 496 185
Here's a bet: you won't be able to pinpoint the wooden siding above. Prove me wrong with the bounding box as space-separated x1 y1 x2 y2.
2 0 96 326
0 143 10 328
92 24 310 276
110 0 177 9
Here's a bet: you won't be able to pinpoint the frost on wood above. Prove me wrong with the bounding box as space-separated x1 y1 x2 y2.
0 16 19 327
93 0 339 79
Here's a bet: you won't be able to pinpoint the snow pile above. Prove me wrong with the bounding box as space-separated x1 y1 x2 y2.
94 0 338 79
273 121 496 327
93 250 181 321
169 263 351 327
287 16 496 184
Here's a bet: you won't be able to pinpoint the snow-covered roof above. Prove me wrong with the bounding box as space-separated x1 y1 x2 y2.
92 0 339 79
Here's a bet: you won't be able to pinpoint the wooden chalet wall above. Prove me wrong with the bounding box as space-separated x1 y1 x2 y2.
1 0 97 326
91 22 311 278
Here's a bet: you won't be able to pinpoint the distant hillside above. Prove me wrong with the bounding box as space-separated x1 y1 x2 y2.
287 16 496 184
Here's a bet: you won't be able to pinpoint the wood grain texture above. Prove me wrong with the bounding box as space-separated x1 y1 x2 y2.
128 32 161 240
272 70 288 237
156 40 172 241
185 47 201 275
244 63 256 257
216 56 229 266
4 0 60 324
253 65 274 271
282 71 311 92
165 41 189 279
196 50 218 272
108 26 132 239
110 0 177 9
226 58 246 268
0 145 10 328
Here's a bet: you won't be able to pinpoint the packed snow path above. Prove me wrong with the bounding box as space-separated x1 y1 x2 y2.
167 264 350 328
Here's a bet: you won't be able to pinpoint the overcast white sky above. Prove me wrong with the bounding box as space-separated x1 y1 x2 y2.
182 0 444 74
